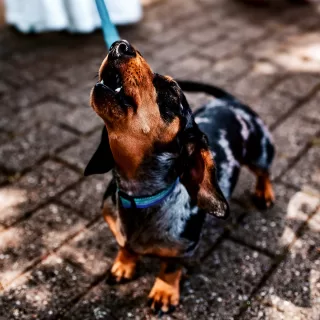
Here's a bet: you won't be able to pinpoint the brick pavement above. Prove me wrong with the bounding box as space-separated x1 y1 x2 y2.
0 0 319 319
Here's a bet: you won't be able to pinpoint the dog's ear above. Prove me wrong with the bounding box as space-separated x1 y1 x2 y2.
84 126 114 176
179 121 229 219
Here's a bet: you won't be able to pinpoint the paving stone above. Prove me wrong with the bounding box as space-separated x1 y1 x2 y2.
196 201 247 260
0 100 69 133
54 60 101 87
232 71 280 100
2 50 73 86
0 95 101 135
58 130 101 171
188 27 225 45
187 56 251 93
167 56 212 79
285 32 320 65
176 240 272 319
60 107 103 134
230 184 320 255
200 37 244 61
151 39 198 64
253 90 296 127
0 84 49 111
0 255 92 320
58 82 94 107
63 240 272 320
0 203 87 287
0 160 80 226
149 24 187 46
297 91 320 124
0 130 10 145
59 175 109 220
241 209 320 320
282 145 320 192
150 15 213 46
210 56 252 83
275 74 320 99
0 122 77 172
271 107 320 179
0 80 11 96
0 0 319 317
62 275 154 320
58 221 117 279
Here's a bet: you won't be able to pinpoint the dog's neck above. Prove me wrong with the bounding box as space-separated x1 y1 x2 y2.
113 151 179 197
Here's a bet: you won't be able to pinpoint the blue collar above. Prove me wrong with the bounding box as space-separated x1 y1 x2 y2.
118 178 180 209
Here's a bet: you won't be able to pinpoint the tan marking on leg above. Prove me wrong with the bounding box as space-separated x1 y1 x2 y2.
102 206 126 247
249 166 275 208
148 262 182 313
110 247 139 283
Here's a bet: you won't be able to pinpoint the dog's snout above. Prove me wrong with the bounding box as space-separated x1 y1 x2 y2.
109 40 135 59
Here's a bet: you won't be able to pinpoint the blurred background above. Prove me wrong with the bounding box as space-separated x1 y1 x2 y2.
0 1 319 319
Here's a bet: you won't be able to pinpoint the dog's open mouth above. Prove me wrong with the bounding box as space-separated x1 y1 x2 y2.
101 70 122 94
99 69 136 109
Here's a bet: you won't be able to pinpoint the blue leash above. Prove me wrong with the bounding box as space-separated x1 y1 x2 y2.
95 0 120 48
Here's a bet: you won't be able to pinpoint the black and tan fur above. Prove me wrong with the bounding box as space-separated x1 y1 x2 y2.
85 40 275 315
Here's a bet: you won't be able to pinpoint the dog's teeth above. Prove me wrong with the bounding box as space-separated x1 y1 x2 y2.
115 87 122 93
100 79 104 84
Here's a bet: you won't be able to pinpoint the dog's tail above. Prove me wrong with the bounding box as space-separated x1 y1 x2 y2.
176 80 235 101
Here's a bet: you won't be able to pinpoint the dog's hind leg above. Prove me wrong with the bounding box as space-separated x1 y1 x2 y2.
106 247 139 284
148 260 182 315
248 166 275 209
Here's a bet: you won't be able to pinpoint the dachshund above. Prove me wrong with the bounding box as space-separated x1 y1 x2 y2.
84 40 275 315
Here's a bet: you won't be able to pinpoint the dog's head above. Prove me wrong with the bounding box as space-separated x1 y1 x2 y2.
85 40 228 218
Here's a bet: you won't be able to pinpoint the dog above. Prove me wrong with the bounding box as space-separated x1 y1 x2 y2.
84 40 275 315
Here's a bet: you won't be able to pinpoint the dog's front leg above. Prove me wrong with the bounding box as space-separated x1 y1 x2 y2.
106 247 139 284
148 260 182 315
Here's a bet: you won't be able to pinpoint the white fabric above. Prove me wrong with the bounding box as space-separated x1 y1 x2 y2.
4 0 142 33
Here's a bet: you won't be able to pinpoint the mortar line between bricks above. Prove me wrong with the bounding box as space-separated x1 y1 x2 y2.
56 122 103 138
270 84 320 132
145 18 218 48
199 195 278 263
199 207 248 262
234 203 320 319
0 110 80 148
0 176 83 231
0 200 103 292
44 95 86 109
0 94 53 123
58 271 120 320
302 116 320 126
192 13 296 67
226 236 276 259
146 11 270 68
274 144 311 181
0 137 81 188
2 46 100 95
50 155 85 175
275 180 300 192
274 130 320 182
144 0 240 38
58 200 241 317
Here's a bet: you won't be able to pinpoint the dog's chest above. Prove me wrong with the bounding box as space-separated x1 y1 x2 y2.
103 184 197 256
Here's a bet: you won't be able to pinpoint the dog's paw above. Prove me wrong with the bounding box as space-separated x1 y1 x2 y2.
147 278 179 316
106 260 136 285
252 189 275 210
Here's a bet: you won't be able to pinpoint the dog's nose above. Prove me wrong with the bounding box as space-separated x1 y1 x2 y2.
109 40 135 59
